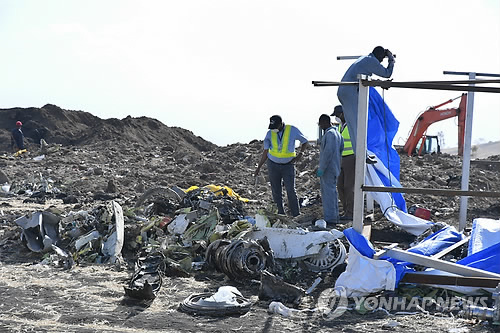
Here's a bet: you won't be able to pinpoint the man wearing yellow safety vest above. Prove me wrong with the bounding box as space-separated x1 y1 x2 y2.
332 105 354 220
254 115 308 217
317 114 344 224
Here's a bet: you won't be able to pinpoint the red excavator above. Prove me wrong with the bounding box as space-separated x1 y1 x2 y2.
403 93 467 156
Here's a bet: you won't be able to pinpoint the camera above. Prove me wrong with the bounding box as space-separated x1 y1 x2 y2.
385 49 396 58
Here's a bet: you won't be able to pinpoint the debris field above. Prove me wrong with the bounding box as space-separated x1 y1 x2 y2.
0 104 499 333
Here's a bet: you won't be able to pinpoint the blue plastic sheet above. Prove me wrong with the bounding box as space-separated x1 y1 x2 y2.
387 226 500 286
345 226 467 286
385 226 464 284
344 227 376 258
367 87 406 212
457 241 500 274
344 220 500 293
405 226 464 257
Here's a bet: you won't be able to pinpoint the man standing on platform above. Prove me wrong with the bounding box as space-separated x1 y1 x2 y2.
337 46 394 163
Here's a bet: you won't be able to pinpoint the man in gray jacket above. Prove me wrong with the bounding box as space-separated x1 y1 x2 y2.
337 46 394 156
317 114 344 224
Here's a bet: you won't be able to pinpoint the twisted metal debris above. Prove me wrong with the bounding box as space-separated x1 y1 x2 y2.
205 238 274 280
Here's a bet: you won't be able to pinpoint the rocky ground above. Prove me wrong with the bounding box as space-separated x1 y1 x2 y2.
0 105 499 332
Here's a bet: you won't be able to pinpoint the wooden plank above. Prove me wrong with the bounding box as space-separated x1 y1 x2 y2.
401 272 500 288
361 223 372 240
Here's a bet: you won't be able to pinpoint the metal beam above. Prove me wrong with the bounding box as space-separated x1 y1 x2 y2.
312 79 500 93
312 81 358 86
444 71 500 78
337 56 361 60
361 80 500 93
459 72 476 231
362 185 500 198
337 55 397 61
352 77 369 233
381 247 500 278
314 79 500 85
400 79 500 84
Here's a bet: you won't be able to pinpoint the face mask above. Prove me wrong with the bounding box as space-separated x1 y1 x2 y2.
271 129 279 133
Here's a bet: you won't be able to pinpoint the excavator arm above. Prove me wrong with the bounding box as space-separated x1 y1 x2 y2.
403 93 467 156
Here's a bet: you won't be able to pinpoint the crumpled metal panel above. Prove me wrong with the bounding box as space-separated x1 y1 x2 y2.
245 227 343 259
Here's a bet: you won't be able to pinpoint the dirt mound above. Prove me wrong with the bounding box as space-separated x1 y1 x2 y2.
442 141 500 159
0 104 216 153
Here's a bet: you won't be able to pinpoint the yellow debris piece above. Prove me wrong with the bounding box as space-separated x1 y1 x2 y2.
14 149 27 157
185 184 249 202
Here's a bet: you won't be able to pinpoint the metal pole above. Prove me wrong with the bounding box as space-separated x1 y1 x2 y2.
459 72 476 231
337 55 396 61
337 56 361 60
443 71 500 78
352 76 369 233
313 80 500 93
361 185 500 198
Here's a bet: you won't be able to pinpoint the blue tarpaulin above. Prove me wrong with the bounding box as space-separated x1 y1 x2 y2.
344 226 464 285
457 242 500 274
344 227 376 258
367 87 406 212
384 226 464 285
344 224 500 290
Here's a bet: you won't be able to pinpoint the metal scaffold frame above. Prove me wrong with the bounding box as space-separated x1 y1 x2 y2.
312 76 500 234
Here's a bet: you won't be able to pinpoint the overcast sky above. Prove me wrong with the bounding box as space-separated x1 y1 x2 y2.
1 0 499 148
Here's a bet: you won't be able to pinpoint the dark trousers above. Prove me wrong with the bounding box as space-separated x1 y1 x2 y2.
267 159 300 217
338 154 355 217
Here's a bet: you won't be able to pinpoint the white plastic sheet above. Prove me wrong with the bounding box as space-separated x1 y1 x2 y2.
201 286 243 305
101 201 124 263
334 245 396 297
365 158 433 236
468 218 500 255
